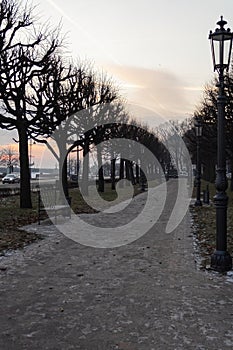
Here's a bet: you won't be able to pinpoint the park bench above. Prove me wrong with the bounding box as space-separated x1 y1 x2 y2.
38 186 71 225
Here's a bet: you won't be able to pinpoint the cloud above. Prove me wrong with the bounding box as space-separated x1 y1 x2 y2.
104 64 202 120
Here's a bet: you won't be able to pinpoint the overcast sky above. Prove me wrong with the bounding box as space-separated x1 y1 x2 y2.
36 0 233 118
1 0 233 165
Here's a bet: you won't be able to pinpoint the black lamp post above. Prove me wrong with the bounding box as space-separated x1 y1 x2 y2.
209 16 233 272
194 116 202 207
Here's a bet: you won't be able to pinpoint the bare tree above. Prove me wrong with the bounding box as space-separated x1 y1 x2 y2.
0 0 62 207
0 145 19 172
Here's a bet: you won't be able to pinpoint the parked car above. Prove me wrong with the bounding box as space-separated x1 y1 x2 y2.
2 174 20 184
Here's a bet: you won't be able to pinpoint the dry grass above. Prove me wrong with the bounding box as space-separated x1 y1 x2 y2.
190 180 233 269
0 182 142 254
0 192 40 255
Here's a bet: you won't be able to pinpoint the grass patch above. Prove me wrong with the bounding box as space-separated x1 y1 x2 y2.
0 192 41 255
70 181 142 213
0 182 142 254
191 179 233 269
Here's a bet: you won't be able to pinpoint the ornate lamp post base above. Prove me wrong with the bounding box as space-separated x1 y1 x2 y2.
211 250 232 272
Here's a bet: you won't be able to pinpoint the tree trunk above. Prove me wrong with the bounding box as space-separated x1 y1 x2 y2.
81 138 89 196
119 158 124 179
18 126 32 208
119 158 125 188
57 139 69 199
140 157 146 191
61 156 69 199
76 146 80 180
111 158 116 190
125 160 130 184
129 161 135 185
97 144 104 192
135 163 140 184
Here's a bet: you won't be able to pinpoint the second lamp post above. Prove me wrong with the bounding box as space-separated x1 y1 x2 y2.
195 116 202 206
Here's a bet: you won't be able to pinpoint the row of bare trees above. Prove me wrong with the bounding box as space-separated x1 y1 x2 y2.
0 0 124 208
0 0 174 209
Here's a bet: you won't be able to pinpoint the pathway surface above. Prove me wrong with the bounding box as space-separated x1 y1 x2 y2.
0 180 233 350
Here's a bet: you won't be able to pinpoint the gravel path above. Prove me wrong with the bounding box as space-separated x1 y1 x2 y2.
0 180 233 350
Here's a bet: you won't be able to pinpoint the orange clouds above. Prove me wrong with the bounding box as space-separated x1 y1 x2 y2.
104 64 203 120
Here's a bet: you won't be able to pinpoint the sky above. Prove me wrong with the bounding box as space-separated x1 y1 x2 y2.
1 0 233 167
36 0 233 117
